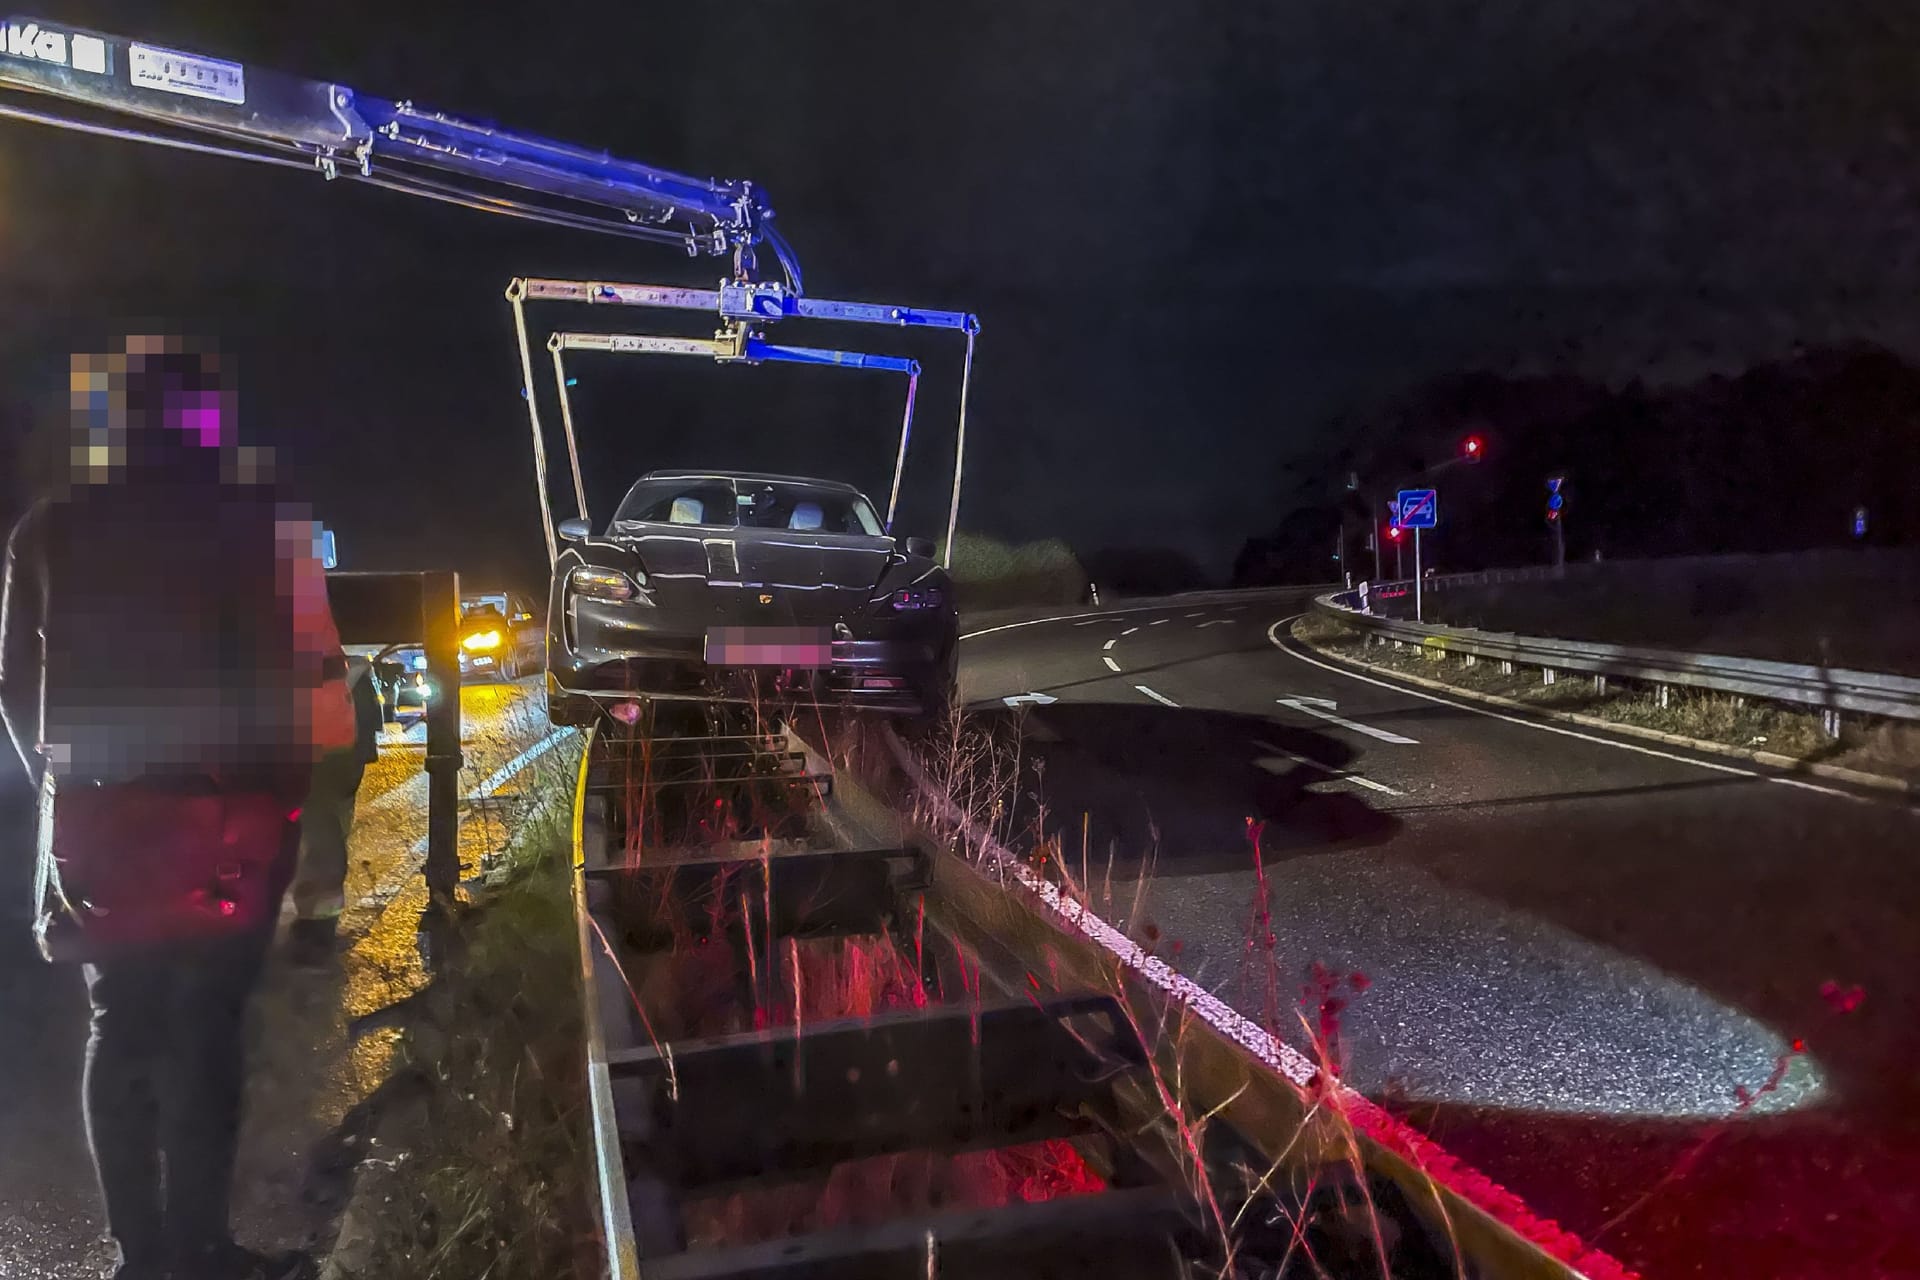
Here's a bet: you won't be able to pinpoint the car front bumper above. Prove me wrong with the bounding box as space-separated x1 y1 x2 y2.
552 598 950 714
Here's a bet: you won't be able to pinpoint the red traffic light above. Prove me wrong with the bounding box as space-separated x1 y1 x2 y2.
1462 435 1483 460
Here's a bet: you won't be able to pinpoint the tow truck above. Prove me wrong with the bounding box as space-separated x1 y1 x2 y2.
0 21 1633 1280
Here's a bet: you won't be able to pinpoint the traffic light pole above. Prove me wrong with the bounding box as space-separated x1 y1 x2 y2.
1414 528 1423 622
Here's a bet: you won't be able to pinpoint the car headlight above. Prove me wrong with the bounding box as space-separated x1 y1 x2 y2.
569 565 647 602
462 629 503 652
880 586 946 611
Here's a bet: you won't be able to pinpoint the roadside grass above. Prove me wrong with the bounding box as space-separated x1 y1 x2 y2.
334 735 598 1279
942 530 1087 609
1293 612 1920 782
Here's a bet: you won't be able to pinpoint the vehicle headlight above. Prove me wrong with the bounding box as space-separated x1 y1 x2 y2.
569 565 646 602
881 586 946 612
462 629 503 652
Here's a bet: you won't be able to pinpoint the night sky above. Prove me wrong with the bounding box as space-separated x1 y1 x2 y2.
5 0 1920 588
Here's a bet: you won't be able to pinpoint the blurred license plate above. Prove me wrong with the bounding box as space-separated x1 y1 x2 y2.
705 626 832 668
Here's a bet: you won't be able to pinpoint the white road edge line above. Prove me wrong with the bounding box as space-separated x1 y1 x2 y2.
1134 684 1179 708
1102 638 1118 651
468 726 577 800
1265 616 1870 804
1102 655 1122 672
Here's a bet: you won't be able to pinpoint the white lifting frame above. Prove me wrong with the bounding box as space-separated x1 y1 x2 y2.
506 277 978 568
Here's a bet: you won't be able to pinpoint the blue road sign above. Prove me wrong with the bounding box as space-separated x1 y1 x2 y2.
1397 488 1437 529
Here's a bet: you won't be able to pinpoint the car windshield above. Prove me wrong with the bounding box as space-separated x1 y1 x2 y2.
611 477 884 536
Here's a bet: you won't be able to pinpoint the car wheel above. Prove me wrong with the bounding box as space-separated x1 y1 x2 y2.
548 689 597 727
906 647 960 739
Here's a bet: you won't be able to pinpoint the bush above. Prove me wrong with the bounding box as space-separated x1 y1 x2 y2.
940 532 1087 609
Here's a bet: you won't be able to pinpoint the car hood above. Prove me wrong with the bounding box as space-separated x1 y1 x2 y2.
609 525 900 622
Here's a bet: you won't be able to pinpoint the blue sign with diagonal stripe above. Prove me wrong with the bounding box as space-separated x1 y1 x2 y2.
1397 488 1437 529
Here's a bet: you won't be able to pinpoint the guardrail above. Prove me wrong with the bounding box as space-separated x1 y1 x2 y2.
1316 586 1920 732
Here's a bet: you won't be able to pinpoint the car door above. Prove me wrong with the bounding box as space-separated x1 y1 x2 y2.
507 592 544 672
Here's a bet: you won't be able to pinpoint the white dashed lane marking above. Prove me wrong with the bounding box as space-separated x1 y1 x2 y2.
1253 740 1404 796
1135 685 1180 708
1276 696 1420 745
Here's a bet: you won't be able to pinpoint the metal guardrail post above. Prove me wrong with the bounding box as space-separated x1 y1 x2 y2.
325 569 465 907
421 570 464 907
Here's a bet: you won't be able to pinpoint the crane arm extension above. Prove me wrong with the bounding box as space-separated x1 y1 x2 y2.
0 15 798 286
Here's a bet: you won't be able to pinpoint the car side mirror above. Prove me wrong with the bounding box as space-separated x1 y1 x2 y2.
903 536 936 558
557 518 591 543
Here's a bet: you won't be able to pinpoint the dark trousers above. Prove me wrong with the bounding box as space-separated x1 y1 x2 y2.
82 927 276 1267
79 812 296 1269
291 750 366 921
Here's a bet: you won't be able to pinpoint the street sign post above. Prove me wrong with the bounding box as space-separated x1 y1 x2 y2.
1396 489 1437 621
1546 475 1566 572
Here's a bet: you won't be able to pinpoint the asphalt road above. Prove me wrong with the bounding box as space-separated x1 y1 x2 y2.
959 595 1920 1280
0 678 560 1277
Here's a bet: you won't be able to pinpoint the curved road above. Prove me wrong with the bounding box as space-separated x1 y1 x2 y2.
960 594 1920 1280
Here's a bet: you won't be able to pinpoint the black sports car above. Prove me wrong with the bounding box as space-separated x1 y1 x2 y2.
545 470 958 725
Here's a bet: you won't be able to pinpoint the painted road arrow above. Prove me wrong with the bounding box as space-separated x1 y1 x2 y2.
1002 692 1059 707
1276 696 1418 744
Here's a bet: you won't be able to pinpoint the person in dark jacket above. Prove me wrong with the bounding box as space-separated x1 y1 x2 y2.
287 651 383 965
0 337 330 1280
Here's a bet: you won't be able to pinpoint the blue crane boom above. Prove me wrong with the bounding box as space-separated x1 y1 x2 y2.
0 15 800 287
0 14 981 570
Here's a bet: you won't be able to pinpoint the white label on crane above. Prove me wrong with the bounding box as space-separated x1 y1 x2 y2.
71 33 105 74
129 42 245 105
2 22 104 73
5 21 63 64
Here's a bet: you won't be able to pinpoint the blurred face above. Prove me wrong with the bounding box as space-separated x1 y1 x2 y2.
66 348 235 484
69 353 127 485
